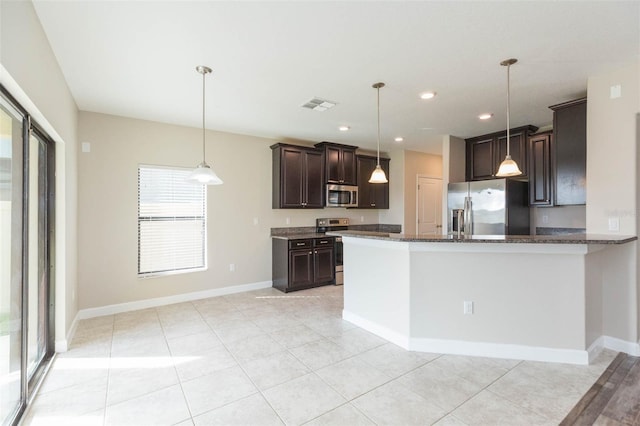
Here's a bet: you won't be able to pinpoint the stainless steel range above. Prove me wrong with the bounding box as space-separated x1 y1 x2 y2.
316 218 349 285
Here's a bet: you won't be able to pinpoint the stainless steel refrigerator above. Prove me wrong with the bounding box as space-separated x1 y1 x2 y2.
447 179 530 236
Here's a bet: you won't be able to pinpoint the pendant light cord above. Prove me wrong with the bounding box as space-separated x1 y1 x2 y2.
506 62 511 157
376 85 381 167
202 70 206 163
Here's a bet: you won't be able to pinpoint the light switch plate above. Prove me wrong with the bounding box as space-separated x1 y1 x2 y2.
81 142 91 153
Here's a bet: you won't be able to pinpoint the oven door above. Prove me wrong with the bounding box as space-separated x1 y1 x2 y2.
334 237 343 285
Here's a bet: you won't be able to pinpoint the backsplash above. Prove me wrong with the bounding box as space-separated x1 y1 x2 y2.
536 227 586 235
271 223 402 236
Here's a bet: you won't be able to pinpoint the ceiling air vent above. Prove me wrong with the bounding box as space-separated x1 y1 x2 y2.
301 97 337 112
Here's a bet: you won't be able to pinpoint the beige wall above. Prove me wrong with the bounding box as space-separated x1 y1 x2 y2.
77 112 380 309
586 61 639 235
1 0 79 348
403 150 442 235
586 60 640 349
533 205 586 230
378 149 405 229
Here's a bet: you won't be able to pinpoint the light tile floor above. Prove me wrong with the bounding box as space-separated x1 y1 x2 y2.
23 285 616 426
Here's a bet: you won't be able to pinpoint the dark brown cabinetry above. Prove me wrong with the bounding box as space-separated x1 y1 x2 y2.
550 98 586 205
272 237 335 292
314 142 358 185
465 125 538 181
357 155 390 209
271 143 324 208
528 131 554 206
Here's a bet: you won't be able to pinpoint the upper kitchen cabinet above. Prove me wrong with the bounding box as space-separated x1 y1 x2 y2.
465 125 538 181
549 98 586 205
271 143 324 208
314 142 358 185
528 131 554 206
357 155 390 209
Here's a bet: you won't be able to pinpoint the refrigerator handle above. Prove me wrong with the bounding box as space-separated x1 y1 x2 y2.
464 196 472 236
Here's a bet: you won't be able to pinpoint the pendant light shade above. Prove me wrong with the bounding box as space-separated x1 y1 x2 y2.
188 65 223 185
369 82 388 184
496 58 522 178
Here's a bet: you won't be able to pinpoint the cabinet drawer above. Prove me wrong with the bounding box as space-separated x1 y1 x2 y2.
314 237 334 247
289 239 312 250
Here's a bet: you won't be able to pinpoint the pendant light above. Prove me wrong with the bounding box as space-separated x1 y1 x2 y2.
495 58 522 177
369 82 388 184
188 65 223 185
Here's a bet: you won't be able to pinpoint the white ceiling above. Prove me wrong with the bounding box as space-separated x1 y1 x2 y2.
33 1 639 155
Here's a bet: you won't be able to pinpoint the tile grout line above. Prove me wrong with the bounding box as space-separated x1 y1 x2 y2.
101 314 116 426
155 303 199 426
192 294 288 425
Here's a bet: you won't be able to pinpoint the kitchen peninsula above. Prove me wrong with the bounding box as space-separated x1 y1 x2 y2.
329 231 638 365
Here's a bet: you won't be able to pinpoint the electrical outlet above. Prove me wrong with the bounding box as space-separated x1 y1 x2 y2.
286 217 290 225
463 301 473 315
360 216 364 222
229 263 235 272
542 214 549 224
253 217 259 225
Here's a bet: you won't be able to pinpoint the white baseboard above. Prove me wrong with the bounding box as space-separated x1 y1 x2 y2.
55 314 79 353
76 280 272 320
343 309 590 365
602 335 640 356
342 310 410 349
410 337 589 365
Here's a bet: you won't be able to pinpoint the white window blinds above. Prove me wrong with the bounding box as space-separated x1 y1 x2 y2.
138 165 206 277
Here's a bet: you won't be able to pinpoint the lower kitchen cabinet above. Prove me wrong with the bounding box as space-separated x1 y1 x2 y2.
272 237 335 292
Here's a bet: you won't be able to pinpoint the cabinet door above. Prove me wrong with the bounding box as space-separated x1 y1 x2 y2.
342 148 357 185
304 150 324 208
467 138 494 181
357 156 376 208
313 246 335 284
289 250 314 288
356 156 389 209
372 158 390 209
496 131 528 178
280 148 304 207
528 133 553 206
553 99 586 205
325 146 342 183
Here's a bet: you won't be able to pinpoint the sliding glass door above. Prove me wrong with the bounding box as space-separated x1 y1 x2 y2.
0 88 55 426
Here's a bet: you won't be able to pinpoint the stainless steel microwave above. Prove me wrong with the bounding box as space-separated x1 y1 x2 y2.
326 184 358 207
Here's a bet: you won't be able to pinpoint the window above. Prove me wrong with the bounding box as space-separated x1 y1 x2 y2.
138 165 206 277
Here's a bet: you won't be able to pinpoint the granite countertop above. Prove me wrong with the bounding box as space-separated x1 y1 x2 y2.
327 230 637 245
271 233 330 240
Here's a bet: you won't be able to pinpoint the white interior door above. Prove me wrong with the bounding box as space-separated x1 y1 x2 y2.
417 176 442 235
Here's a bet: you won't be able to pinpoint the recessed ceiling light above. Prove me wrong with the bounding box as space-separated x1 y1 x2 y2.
478 113 493 120
420 91 436 100
338 125 350 132
394 137 404 142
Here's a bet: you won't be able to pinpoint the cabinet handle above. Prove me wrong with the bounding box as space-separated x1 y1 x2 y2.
314 250 318 254
319 241 327 244
309 251 313 255
296 242 305 246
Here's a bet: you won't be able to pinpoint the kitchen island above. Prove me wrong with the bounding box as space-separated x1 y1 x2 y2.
328 231 638 364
